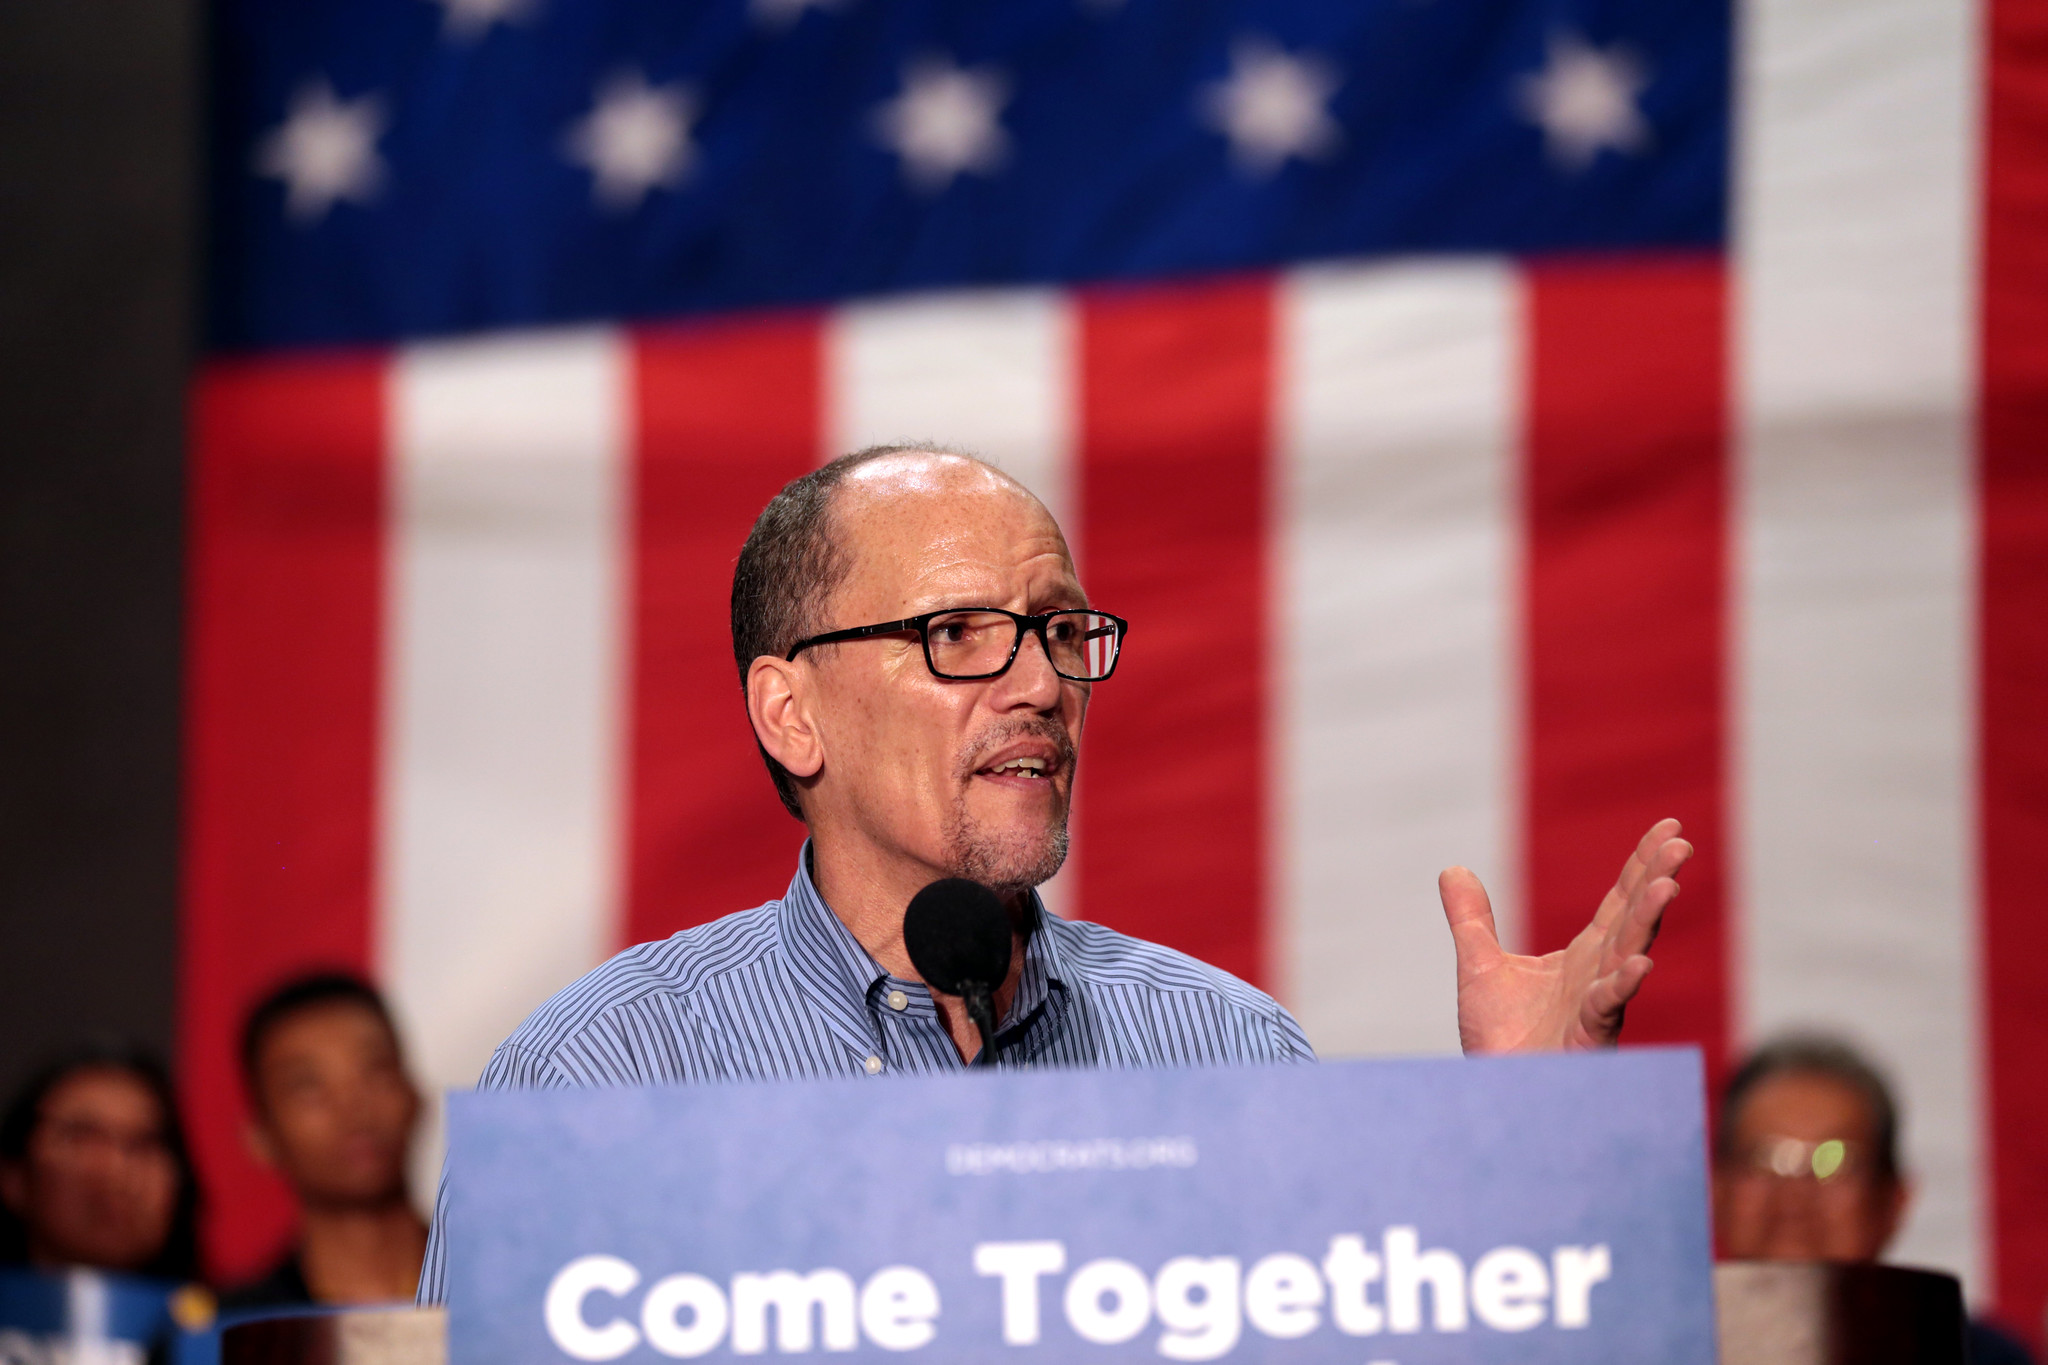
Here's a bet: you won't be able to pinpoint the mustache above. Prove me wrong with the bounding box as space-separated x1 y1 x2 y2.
958 717 1077 779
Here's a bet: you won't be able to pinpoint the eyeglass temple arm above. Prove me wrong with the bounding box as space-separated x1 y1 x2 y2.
783 618 921 660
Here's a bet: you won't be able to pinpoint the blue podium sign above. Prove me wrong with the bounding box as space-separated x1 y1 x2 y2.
445 1050 1714 1365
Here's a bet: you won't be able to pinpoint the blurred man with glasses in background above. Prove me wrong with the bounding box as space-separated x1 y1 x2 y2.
1715 1036 2036 1364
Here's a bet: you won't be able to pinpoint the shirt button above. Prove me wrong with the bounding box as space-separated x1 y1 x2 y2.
886 990 909 1012
864 1055 883 1075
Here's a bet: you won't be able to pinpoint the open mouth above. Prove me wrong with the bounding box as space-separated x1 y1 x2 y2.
979 756 1053 780
965 726 1074 790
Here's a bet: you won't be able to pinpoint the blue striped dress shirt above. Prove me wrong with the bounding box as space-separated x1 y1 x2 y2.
419 846 1315 1302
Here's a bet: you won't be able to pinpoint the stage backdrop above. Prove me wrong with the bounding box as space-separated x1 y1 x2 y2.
183 0 2046 1348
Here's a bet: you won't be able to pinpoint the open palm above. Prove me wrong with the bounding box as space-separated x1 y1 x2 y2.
1441 819 1692 1053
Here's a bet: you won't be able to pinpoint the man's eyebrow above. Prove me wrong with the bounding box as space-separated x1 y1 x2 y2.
912 593 1090 614
907 594 989 614
1037 585 1090 610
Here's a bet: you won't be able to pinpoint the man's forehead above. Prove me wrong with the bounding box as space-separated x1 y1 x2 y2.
837 450 1046 521
832 452 1076 591
1737 1070 1878 1130
261 1001 400 1064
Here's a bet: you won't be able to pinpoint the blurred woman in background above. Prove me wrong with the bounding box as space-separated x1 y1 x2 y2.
0 1042 202 1283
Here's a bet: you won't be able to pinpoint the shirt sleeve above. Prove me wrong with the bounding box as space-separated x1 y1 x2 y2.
415 1043 566 1306
1267 1004 1319 1063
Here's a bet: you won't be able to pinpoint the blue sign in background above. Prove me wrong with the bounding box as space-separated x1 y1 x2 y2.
446 1049 1714 1365
0 1268 183 1360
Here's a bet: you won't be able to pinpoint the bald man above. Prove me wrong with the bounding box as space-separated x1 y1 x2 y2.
420 445 1690 1300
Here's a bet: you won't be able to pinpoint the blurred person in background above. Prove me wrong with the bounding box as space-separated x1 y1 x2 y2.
220 974 426 1310
1715 1035 2035 1365
0 1042 203 1283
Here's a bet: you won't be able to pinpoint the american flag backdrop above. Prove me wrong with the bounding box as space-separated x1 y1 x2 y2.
183 0 2047 1344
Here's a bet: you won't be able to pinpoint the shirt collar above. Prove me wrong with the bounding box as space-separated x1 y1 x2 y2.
998 892 1065 1034
775 844 892 1059
774 843 1073 1058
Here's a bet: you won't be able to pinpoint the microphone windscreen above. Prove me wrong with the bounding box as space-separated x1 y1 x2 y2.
903 878 1012 997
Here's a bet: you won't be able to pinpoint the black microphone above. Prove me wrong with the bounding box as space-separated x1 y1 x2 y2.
902 878 1013 1068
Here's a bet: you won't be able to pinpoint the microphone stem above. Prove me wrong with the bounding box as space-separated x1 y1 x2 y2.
964 987 998 1068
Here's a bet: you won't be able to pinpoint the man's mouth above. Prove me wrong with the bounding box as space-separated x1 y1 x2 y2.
980 756 1052 780
962 722 1075 791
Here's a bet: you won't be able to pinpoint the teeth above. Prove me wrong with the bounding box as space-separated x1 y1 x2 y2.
990 757 1049 776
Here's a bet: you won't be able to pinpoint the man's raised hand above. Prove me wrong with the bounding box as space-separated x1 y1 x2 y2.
1440 818 1692 1053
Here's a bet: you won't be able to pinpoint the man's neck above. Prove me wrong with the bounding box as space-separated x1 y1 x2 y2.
296 1193 428 1305
808 836 1030 1064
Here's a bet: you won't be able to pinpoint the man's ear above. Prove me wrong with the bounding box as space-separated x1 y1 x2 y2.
1873 1173 1913 1255
399 1073 423 1138
748 655 823 781
0 1161 26 1214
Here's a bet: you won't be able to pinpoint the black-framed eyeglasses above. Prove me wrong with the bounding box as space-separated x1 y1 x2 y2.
784 608 1128 681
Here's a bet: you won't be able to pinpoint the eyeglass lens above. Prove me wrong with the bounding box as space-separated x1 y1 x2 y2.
927 611 1119 679
1739 1135 1864 1182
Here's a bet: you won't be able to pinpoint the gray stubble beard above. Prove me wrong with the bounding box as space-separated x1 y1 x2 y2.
946 807 1070 897
945 718 1077 895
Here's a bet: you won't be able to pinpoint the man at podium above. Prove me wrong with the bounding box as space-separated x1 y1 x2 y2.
420 445 1692 1302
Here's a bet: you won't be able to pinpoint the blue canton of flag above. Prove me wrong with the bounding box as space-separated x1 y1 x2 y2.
209 0 1729 350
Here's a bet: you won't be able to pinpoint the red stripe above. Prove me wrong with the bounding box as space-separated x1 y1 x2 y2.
1077 276 1272 988
180 354 386 1277
624 316 820 943
1980 0 2048 1343
1522 256 1729 1082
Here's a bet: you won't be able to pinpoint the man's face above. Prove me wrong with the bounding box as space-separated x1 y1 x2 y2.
1712 1070 1907 1262
798 456 1089 896
0 1067 179 1273
250 1001 418 1208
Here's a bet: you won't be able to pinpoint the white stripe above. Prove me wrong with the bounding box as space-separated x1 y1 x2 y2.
826 290 1081 919
1735 0 1981 1297
381 329 628 1202
827 289 1077 535
1275 259 1521 1058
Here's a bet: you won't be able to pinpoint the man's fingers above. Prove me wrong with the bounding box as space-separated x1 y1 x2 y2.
1439 866 1504 974
1580 955 1654 1045
1601 819 1683 909
1610 869 1683 964
1593 820 1688 935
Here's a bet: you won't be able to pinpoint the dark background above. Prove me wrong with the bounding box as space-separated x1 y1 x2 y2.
0 0 197 1101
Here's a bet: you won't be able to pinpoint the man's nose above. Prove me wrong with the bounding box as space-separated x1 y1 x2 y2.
998 627 1063 707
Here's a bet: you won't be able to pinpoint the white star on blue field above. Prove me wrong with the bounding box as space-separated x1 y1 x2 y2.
220 0 1718 348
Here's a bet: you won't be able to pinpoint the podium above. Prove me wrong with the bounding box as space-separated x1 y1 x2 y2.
440 1051 1717 1364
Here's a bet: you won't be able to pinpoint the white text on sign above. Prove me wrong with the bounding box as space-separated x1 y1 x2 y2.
542 1228 1612 1359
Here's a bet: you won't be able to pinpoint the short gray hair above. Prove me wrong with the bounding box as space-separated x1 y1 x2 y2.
729 443 952 818
1717 1034 1902 1180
